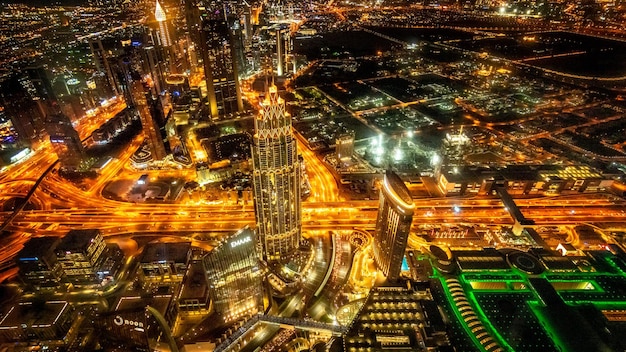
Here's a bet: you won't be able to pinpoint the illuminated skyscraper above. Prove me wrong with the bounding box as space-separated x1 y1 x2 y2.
154 0 172 47
252 84 301 261
203 227 263 323
373 170 414 281
200 14 243 118
131 80 167 161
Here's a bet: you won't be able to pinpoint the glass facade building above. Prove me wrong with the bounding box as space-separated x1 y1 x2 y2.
251 84 301 261
373 170 415 281
199 14 243 118
203 227 263 323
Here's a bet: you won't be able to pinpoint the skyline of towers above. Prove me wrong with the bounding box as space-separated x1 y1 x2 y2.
373 170 415 281
203 226 263 323
251 84 301 262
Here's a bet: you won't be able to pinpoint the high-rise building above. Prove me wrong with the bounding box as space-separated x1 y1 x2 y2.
251 84 301 261
55 229 107 288
89 39 118 97
373 170 415 281
154 0 172 47
16 237 63 291
46 111 86 169
199 14 243 118
203 227 263 323
275 27 291 76
141 45 166 94
0 75 46 147
131 80 167 161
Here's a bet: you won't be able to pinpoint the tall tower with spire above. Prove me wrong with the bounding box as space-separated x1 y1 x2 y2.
154 0 172 47
251 84 301 262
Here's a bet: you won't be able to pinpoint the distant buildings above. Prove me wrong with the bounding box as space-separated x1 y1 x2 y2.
373 170 414 281
203 227 263 323
437 165 614 196
252 84 301 261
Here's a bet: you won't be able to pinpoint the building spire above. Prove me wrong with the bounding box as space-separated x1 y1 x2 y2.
155 0 166 22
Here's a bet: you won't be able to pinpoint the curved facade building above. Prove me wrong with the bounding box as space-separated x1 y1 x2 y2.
373 170 415 281
203 227 263 323
252 84 301 261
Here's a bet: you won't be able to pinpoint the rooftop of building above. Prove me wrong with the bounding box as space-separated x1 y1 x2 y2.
140 242 191 264
0 300 70 329
18 236 60 260
57 229 101 252
383 170 413 208
441 165 605 183
179 261 208 300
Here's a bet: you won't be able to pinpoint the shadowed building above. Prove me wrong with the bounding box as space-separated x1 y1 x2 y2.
132 80 167 161
251 84 301 261
373 170 415 281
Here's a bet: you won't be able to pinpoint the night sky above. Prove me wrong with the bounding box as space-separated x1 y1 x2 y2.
2 0 88 6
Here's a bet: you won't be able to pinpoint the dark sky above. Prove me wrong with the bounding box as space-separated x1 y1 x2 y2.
3 0 88 6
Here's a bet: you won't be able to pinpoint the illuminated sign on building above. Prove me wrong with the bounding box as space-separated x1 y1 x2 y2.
113 315 144 328
231 236 252 248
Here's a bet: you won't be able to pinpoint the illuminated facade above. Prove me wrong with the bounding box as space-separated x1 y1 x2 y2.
203 227 263 323
199 14 243 118
373 170 414 281
55 229 107 288
336 133 355 161
131 80 167 161
252 84 301 261
154 0 172 47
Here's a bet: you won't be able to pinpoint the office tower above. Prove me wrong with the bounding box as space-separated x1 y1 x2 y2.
441 128 470 167
0 76 46 147
275 27 292 76
89 39 118 97
16 237 63 291
55 229 107 288
203 227 263 323
252 84 301 261
46 112 86 169
142 45 166 94
373 170 415 281
155 0 172 47
200 14 243 118
336 133 355 161
131 80 167 161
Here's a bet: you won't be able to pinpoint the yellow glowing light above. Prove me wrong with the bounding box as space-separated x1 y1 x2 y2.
155 0 167 22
